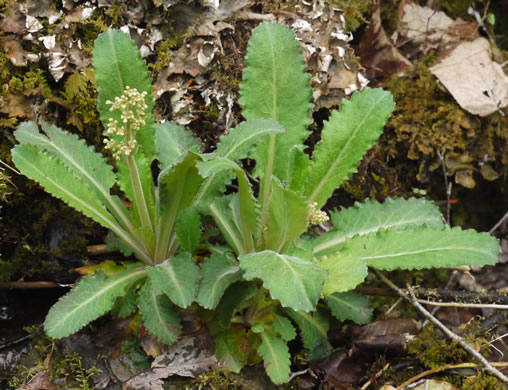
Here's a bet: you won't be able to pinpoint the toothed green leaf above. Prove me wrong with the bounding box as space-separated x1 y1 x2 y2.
14 121 131 231
113 279 144 318
215 326 249 373
239 250 327 311
258 330 291 385
240 22 312 182
147 252 200 308
287 146 311 192
359 226 500 270
213 118 285 160
197 254 243 310
319 252 368 295
138 280 181 344
313 197 444 257
286 308 331 355
320 226 499 295
155 122 200 171
305 88 395 208
326 291 372 325
12 145 118 233
44 269 147 338
209 281 257 333
273 314 296 342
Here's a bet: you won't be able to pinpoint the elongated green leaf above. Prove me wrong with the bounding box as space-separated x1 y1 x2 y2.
287 146 311 192
147 252 200 308
199 157 259 252
258 330 291 385
44 269 147 338
320 226 500 295
215 326 249 373
12 145 117 232
138 280 181 344
264 178 308 253
273 313 296 342
325 291 372 325
357 226 500 270
313 197 444 257
319 253 368 295
14 122 132 232
194 119 283 211
155 122 200 171
209 196 245 255
233 174 258 252
93 29 156 162
286 308 331 353
197 254 243 309
175 206 201 253
239 250 327 311
155 152 203 262
213 118 285 160
305 88 395 208
240 22 312 182
209 281 257 334
197 157 241 178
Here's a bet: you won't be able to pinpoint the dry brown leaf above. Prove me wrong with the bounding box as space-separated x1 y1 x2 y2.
357 4 412 81
430 38 508 116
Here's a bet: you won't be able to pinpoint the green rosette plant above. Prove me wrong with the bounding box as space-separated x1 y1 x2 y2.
10 29 285 345
186 22 500 383
10 23 500 385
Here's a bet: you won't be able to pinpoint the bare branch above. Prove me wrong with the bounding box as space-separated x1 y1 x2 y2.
375 270 508 384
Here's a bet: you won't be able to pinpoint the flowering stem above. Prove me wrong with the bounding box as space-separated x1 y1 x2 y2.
124 153 155 252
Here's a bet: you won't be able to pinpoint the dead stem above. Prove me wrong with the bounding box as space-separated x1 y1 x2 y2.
375 269 508 384
397 362 508 389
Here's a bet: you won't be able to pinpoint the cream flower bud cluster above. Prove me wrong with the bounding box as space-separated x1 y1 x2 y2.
309 202 329 226
103 86 148 160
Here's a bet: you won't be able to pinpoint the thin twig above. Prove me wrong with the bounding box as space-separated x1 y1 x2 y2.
422 270 458 328
361 363 390 390
490 211 508 234
418 299 508 310
375 270 508 383
358 286 508 304
0 281 71 289
397 361 508 389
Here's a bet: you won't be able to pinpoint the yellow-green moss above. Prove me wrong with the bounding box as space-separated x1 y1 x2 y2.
462 372 504 390
383 61 508 184
9 326 102 389
104 2 126 27
0 0 14 14
327 0 376 31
